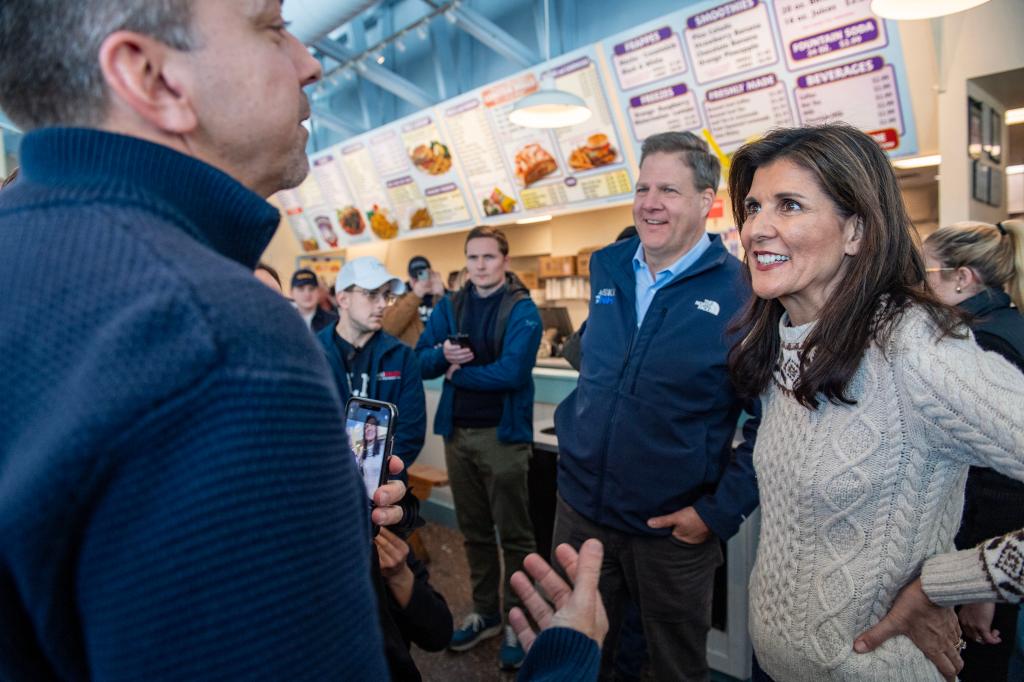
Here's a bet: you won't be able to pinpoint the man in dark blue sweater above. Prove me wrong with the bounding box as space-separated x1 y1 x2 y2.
554 132 760 681
0 2 597 680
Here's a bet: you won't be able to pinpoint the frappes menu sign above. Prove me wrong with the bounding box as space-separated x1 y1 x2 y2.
603 0 916 161
276 0 917 251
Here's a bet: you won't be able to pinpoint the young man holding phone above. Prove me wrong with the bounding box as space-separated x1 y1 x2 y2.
416 226 542 670
318 257 426 470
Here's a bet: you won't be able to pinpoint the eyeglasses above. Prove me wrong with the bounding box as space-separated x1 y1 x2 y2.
924 267 956 273
348 286 396 304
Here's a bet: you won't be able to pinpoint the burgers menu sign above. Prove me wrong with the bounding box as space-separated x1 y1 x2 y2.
277 0 917 250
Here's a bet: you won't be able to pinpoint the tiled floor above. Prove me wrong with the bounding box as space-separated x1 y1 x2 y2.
407 522 744 682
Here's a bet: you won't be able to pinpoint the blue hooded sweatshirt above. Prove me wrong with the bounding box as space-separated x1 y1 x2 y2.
416 274 542 444
316 325 426 466
555 235 760 541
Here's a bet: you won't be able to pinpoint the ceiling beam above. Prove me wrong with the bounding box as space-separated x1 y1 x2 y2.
314 109 367 138
448 4 538 68
313 38 437 110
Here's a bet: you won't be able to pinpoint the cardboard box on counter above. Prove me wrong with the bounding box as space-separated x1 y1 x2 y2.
575 246 601 278
538 255 576 279
515 270 540 290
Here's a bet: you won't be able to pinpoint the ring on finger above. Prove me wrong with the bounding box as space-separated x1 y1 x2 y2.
954 637 966 652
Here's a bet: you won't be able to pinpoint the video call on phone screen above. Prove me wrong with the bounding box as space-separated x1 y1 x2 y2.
345 405 391 500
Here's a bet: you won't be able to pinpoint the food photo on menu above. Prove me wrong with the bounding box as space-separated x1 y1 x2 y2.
482 187 517 216
367 204 399 240
514 142 558 187
409 206 433 229
313 214 340 249
567 132 618 171
409 141 453 176
338 206 366 236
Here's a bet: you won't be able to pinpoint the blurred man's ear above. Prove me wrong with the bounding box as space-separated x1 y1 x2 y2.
97 31 198 135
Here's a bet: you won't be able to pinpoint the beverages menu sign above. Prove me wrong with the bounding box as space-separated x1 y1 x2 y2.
276 0 916 251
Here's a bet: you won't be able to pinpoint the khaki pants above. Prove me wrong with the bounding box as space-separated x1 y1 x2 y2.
445 427 535 617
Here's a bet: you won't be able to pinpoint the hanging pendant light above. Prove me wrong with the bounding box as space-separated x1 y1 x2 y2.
869 0 991 20
508 0 592 129
509 89 592 128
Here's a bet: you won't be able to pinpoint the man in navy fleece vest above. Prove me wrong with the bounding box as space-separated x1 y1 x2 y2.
0 1 599 680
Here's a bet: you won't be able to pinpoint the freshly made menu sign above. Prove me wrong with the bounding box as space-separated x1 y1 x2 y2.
276 0 917 251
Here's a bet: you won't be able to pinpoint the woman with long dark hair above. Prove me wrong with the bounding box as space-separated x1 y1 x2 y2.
727 124 1024 681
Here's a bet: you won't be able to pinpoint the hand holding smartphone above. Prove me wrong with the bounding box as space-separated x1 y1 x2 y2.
446 333 471 348
443 333 474 366
344 397 398 506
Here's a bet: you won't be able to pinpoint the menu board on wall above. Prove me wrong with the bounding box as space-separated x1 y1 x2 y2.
276 0 918 251
601 0 916 160
283 111 477 249
438 46 634 225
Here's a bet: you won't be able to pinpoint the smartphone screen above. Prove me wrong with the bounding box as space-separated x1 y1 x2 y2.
344 398 396 501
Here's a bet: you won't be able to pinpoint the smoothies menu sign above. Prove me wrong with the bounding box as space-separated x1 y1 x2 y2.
277 0 916 250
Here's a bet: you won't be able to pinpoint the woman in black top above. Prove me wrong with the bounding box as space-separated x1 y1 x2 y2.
924 219 1024 681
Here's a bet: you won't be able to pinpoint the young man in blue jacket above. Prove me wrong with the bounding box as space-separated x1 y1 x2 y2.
317 256 426 469
554 131 760 681
416 226 543 670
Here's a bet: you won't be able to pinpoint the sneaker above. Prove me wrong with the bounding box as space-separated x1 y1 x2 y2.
449 612 502 652
499 625 525 671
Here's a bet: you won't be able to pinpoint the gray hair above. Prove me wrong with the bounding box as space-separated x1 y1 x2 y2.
639 131 720 194
0 1 197 130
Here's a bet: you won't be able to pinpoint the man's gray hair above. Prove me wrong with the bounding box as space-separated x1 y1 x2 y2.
639 131 721 194
0 1 197 130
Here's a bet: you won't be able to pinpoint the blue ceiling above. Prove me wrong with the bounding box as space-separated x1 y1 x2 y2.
307 0 700 150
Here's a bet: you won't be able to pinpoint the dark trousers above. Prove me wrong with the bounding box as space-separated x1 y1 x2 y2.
553 496 723 682
444 427 535 618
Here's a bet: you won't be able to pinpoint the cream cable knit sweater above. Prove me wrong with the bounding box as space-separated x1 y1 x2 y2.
749 306 1024 681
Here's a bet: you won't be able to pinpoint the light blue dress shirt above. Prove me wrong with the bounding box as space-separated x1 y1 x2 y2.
632 233 711 325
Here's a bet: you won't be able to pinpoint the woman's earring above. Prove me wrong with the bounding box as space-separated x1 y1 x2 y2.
956 286 962 293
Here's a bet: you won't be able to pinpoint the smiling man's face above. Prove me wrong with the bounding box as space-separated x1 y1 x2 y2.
632 152 714 272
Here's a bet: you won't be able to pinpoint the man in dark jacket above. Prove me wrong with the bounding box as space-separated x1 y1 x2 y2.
416 226 543 671
382 255 447 347
317 256 426 469
554 132 760 681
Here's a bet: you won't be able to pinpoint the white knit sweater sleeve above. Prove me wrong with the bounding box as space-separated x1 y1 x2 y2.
899 318 1024 474
922 530 1024 606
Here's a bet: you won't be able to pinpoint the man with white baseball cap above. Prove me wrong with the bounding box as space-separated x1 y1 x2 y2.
316 256 425 470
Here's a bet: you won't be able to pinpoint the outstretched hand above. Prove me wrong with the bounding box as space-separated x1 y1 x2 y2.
853 577 963 681
508 539 608 653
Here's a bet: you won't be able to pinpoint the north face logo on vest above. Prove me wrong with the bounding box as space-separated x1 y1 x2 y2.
695 299 720 316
